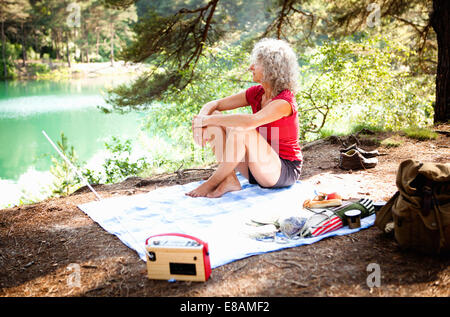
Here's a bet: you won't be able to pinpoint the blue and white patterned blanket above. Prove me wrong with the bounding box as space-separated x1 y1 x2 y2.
77 174 375 268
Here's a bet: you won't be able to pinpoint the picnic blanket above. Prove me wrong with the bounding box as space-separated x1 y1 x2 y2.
77 174 375 269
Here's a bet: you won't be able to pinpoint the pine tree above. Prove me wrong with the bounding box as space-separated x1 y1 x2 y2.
0 0 31 78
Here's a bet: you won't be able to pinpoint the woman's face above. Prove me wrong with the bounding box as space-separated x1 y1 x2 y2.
249 61 264 83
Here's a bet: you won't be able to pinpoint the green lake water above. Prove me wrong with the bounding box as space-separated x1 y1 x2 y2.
0 76 149 207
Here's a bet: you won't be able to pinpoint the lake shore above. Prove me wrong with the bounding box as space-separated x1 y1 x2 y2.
13 59 151 81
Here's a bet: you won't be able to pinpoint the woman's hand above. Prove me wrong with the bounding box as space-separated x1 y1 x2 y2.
193 114 207 128
192 115 208 147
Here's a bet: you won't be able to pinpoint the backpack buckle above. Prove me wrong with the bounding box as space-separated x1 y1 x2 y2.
423 185 432 195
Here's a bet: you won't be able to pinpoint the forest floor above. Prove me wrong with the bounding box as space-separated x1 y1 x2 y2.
0 124 449 298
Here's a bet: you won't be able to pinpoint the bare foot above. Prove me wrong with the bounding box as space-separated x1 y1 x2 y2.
206 173 241 198
185 179 217 198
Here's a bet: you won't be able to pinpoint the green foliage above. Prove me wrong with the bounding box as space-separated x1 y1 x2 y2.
47 134 153 196
49 132 81 196
0 0 138 79
107 42 252 130
26 47 40 60
151 43 252 127
28 63 51 76
0 60 17 80
0 42 21 79
34 66 72 80
297 35 435 141
101 136 150 183
79 136 152 185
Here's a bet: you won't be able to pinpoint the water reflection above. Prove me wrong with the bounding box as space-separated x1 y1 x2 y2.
0 76 145 187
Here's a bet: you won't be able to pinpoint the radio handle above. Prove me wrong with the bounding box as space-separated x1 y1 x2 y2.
145 233 208 252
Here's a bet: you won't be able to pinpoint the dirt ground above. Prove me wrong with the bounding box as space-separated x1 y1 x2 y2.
1 125 449 298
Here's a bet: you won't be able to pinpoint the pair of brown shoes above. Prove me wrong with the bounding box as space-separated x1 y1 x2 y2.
339 144 379 170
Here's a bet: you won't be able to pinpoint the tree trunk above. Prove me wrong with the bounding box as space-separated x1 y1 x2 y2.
55 29 61 61
1 20 7 79
21 22 27 67
110 23 114 67
431 0 450 123
65 31 71 68
54 31 61 61
96 28 99 56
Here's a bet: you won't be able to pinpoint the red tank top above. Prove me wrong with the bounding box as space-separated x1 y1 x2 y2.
245 85 303 162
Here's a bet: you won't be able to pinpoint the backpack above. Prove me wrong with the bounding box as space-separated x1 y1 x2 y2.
375 159 450 254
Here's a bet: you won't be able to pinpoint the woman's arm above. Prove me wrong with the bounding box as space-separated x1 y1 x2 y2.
199 91 248 115
198 99 292 130
193 91 249 146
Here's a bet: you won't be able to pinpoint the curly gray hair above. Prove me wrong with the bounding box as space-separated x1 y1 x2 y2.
250 38 299 98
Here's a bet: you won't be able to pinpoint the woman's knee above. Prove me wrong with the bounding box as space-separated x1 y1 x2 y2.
226 127 257 138
225 128 259 152
204 110 224 138
204 125 225 142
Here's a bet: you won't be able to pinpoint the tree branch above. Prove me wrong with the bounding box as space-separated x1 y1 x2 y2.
392 14 426 34
263 0 320 41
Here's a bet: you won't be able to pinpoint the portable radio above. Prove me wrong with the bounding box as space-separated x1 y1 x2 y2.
145 233 211 282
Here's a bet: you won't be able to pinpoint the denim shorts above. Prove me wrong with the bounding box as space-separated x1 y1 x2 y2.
248 157 302 189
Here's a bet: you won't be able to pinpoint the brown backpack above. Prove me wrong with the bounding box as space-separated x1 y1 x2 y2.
375 159 450 254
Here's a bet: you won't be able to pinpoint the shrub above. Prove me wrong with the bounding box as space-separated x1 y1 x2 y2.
297 35 435 141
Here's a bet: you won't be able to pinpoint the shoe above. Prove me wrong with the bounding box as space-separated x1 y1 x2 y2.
248 210 280 227
340 143 379 158
245 224 278 239
339 149 377 170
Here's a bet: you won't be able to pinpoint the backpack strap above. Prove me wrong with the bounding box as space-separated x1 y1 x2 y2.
422 179 433 217
432 193 448 252
375 191 399 233
422 179 448 252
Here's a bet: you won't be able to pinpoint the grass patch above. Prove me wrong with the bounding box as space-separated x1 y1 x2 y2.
381 137 403 148
319 128 349 139
350 123 388 134
402 127 438 141
319 123 389 140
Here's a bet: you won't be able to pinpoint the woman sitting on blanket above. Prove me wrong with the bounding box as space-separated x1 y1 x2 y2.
186 38 303 198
